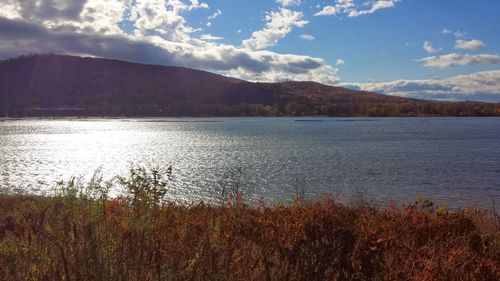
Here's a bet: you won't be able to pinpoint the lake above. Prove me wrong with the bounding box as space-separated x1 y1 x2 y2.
1 117 499 208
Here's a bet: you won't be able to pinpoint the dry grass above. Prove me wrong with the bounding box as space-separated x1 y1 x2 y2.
0 168 499 281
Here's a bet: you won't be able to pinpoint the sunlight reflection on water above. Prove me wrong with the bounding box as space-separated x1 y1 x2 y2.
1 117 500 208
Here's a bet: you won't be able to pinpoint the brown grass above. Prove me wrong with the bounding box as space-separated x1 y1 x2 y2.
0 169 499 281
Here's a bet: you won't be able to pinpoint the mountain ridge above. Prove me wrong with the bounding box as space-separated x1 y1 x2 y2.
1 54 499 117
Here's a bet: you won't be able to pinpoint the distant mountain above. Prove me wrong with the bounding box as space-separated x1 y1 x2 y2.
1 54 499 117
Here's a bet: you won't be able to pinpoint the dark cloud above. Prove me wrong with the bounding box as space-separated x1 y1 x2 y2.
0 17 48 39
0 17 177 64
284 58 323 74
182 48 272 73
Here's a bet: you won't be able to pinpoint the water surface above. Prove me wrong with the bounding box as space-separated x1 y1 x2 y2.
1 117 499 208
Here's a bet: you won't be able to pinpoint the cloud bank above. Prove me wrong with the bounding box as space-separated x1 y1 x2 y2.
341 70 500 102
420 53 500 68
0 0 338 84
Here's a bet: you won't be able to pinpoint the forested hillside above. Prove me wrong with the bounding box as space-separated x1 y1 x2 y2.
1 54 499 117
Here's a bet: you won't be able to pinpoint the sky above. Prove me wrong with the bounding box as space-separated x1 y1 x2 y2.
0 0 500 102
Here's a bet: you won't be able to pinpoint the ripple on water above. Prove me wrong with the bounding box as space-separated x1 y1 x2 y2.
1 117 500 208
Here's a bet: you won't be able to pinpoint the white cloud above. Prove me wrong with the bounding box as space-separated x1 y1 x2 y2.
455 39 484 50
75 0 129 34
242 8 308 50
348 0 399 17
441 28 452 34
336 59 345 65
276 0 301 7
423 41 438 53
314 0 399 17
200 34 223 41
314 6 337 16
187 0 209 10
420 53 500 68
340 70 500 102
208 9 221 20
0 0 21 19
454 30 467 38
130 0 209 42
206 8 221 28
299 34 314 41
314 0 355 16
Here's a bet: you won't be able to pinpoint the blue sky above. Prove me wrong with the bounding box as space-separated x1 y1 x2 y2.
1 0 500 101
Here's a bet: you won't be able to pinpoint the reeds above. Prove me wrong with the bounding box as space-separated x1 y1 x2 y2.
0 168 499 281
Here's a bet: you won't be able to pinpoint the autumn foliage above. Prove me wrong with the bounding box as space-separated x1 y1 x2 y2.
2 54 500 117
0 168 499 281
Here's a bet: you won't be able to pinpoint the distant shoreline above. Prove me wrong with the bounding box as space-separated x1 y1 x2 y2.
2 115 500 121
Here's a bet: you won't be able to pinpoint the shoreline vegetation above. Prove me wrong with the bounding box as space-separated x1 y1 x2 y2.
1 116 500 123
1 168 499 280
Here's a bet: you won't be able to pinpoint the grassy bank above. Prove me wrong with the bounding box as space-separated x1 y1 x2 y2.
1 168 499 281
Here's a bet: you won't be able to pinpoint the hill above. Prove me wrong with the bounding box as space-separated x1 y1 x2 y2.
1 54 499 117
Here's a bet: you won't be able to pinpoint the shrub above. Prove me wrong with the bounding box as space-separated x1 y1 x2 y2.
0 169 499 281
